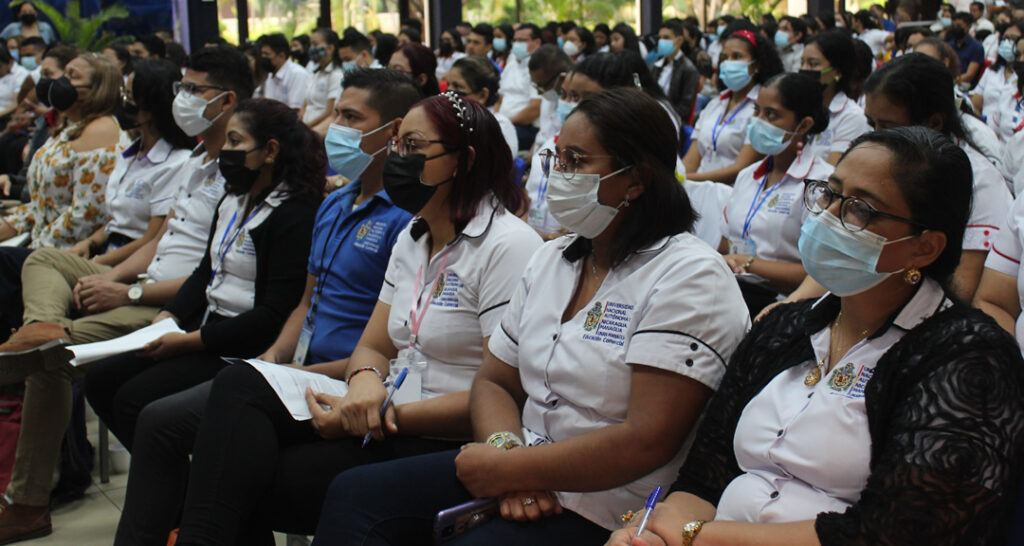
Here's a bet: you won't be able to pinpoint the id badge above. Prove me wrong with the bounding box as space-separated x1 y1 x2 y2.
729 238 756 257
389 347 427 405
293 324 313 366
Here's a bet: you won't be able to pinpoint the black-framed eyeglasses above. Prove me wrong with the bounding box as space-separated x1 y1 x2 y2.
172 81 228 96
388 135 449 157
538 149 615 181
803 179 927 233
531 71 564 94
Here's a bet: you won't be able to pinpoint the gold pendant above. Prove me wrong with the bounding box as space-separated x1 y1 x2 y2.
804 363 823 386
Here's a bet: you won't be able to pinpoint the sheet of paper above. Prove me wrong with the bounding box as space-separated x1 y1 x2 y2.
0 233 29 248
225 358 349 421
67 319 184 366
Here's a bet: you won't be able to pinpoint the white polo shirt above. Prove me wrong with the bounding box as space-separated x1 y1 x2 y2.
984 193 1024 347
0 62 28 112
989 89 1024 142
535 94 561 149
1001 129 1024 195
493 110 518 157
778 43 803 74
498 53 539 123
380 198 542 399
962 110 1004 175
717 279 952 523
721 154 834 285
803 92 870 163
104 138 191 240
972 64 1016 125
144 144 225 283
691 86 760 175
961 141 1012 252
206 186 288 318
263 59 312 110
302 63 343 124
489 234 750 531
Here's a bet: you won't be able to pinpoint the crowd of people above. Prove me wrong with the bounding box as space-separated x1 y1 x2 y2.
0 1 1021 544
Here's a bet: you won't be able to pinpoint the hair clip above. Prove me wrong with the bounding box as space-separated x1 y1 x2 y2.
632 72 642 88
442 90 474 134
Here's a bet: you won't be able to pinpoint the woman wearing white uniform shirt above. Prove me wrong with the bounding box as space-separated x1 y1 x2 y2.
314 88 750 545
799 29 870 165
720 73 832 316
443 56 518 157
610 127 1024 546
969 21 1022 124
301 28 344 133
683 24 783 184
976 193 1024 348
73 59 194 266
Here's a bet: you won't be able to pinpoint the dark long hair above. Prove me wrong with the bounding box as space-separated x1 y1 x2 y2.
806 29 857 96
131 58 195 150
395 42 440 96
233 99 326 204
416 94 525 225
764 73 829 137
571 88 696 266
721 20 785 85
611 23 642 57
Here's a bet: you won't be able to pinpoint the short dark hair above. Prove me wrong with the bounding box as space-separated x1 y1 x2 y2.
953 11 975 24
451 56 500 107
571 88 696 265
594 23 611 37
185 45 255 100
19 36 44 52
842 127 972 284
518 22 542 41
971 1 985 9
854 10 880 29
258 33 290 55
528 43 571 75
135 34 166 58
661 19 685 37
780 15 809 42
342 67 422 122
864 52 970 142
806 29 857 96
721 20 785 85
373 33 397 66
399 27 422 43
338 29 372 54
233 98 325 203
764 73 829 136
164 42 186 70
42 44 81 69
131 58 195 150
470 23 494 44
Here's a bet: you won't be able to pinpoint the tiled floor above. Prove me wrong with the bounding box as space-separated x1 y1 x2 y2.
20 407 295 545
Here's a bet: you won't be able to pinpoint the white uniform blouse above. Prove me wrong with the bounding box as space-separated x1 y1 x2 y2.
984 193 1024 347
103 138 191 240
489 234 751 531
802 91 871 163
302 63 343 124
972 64 1016 125
961 141 1012 252
717 280 952 522
691 86 760 175
380 199 542 399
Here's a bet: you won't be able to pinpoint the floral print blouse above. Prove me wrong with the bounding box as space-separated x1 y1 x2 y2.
4 121 129 249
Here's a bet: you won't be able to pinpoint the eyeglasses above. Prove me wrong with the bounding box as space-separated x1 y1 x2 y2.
538 149 615 181
388 135 449 157
802 179 927 233
531 71 564 94
172 81 228 96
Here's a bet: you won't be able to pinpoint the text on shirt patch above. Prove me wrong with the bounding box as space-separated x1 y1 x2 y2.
353 219 386 253
234 230 256 256
430 272 461 308
767 193 794 215
845 366 873 399
581 301 635 347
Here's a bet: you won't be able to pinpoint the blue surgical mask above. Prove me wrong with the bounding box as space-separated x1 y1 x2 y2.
747 117 794 156
324 121 392 180
8 49 17 62
512 41 529 61
493 37 507 52
706 33 718 43
717 26 726 36
557 36 565 48
940 17 952 28
774 30 791 48
798 211 917 296
19 56 36 70
557 98 577 123
999 39 1016 62
719 60 753 91
342 60 357 73
657 38 675 57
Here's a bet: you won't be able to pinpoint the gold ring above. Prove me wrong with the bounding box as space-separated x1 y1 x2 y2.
522 497 536 506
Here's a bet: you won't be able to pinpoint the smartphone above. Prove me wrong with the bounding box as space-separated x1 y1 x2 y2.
432 498 499 544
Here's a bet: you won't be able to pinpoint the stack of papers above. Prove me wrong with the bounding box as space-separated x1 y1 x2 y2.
0 233 29 247
67 319 184 366
224 358 349 421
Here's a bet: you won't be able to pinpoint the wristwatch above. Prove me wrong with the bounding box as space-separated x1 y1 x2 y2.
128 283 143 305
681 519 705 546
485 431 523 450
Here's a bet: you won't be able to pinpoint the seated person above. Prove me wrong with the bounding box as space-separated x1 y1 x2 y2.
312 88 750 545
609 127 1024 546
169 92 541 545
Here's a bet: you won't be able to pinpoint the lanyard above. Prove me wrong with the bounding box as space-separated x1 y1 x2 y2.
408 252 451 349
711 97 750 153
536 169 550 204
209 202 265 285
309 199 367 322
741 157 780 240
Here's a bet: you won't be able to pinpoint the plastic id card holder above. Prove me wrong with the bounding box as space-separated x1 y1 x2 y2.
729 238 756 257
389 347 427 405
293 324 313 366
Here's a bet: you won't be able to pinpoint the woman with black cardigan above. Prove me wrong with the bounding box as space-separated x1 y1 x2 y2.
84 98 323 450
608 127 1024 546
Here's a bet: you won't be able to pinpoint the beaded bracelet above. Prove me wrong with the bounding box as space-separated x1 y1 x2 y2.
346 366 384 385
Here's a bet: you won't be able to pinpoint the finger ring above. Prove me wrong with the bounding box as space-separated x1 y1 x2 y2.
521 497 536 506
620 510 637 524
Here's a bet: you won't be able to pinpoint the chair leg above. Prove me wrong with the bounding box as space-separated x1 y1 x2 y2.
98 421 109 484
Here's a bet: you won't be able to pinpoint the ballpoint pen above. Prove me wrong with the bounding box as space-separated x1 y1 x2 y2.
634 485 662 538
362 367 408 448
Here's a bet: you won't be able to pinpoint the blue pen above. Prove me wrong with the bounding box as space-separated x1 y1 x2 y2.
634 485 662 538
362 367 409 448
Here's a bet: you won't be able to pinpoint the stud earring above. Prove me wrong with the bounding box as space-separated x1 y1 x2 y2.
904 267 921 285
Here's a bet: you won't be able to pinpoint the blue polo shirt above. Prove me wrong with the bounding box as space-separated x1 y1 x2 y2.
949 37 985 75
305 180 412 364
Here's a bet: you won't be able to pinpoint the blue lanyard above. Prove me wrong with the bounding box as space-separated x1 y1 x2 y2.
536 169 550 203
741 157 780 240
309 200 367 322
209 202 264 285
711 97 749 153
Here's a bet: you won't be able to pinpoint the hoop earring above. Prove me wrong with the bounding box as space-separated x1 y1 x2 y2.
904 267 922 285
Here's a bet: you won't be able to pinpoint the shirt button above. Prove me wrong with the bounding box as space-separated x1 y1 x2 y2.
551 333 557 340
770 491 779 499
807 392 814 399
776 429 784 437
551 399 558 407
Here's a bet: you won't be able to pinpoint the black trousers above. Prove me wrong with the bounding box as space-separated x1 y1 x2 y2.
173 363 462 545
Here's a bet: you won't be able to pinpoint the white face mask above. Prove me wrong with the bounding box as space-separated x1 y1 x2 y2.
563 40 580 58
545 165 632 239
172 90 226 137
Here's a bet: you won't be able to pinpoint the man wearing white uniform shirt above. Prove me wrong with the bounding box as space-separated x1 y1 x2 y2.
774 16 806 73
529 44 570 151
0 49 28 120
258 33 311 110
499 23 542 151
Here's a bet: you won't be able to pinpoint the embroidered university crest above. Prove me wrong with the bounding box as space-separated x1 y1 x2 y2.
767 194 780 208
583 302 603 331
356 220 373 240
828 363 856 392
432 273 447 299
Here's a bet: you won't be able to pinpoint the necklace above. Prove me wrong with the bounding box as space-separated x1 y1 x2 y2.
805 311 871 386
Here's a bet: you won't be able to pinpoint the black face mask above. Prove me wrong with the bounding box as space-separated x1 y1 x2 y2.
308 46 327 63
290 49 308 66
219 148 263 196
798 69 829 89
382 151 455 214
259 57 275 74
35 76 78 111
950 26 967 41
19 13 36 26
439 40 454 56
116 101 140 130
